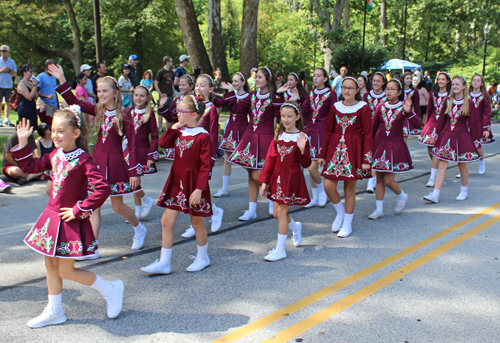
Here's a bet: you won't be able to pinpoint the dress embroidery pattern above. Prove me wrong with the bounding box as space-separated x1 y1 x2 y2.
220 131 237 150
309 90 331 123
433 139 457 161
251 93 271 131
270 176 309 205
323 115 357 177
161 181 211 213
56 240 84 255
420 128 438 145
308 136 317 158
458 152 480 161
229 142 257 168
277 144 294 162
110 182 132 195
367 95 387 113
198 105 211 126
50 153 79 199
132 108 147 133
449 104 463 131
27 218 54 253
471 93 484 109
372 150 391 170
433 95 447 119
101 115 117 143
393 162 410 171
381 105 400 136
175 137 195 157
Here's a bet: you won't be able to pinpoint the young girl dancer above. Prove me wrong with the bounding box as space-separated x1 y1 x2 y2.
424 76 480 203
13 112 123 328
302 67 337 208
228 67 282 220
358 74 371 98
48 64 147 251
259 102 311 261
469 74 495 174
212 72 250 198
402 72 421 140
141 96 212 273
277 72 308 103
369 79 419 219
419 72 451 187
318 77 372 238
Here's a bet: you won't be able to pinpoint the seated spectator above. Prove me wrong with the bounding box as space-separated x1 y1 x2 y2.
35 123 54 158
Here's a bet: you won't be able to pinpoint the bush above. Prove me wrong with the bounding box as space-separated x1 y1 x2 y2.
331 40 390 76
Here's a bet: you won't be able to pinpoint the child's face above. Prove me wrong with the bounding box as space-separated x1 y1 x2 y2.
280 107 300 131
341 79 359 101
134 88 149 108
451 78 466 95
372 75 384 91
385 82 401 102
51 116 80 151
357 77 366 89
255 70 267 89
179 78 193 96
232 75 245 91
313 70 327 88
177 101 197 126
287 75 298 89
79 76 87 86
437 74 448 90
97 82 118 106
404 74 412 86
471 75 483 90
195 76 213 99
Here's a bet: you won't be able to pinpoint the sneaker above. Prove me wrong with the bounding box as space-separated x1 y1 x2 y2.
268 201 274 215
0 180 11 193
337 225 352 238
186 255 210 272
27 306 67 328
368 210 383 220
423 193 439 203
331 214 344 233
238 210 257 221
181 226 196 238
4 120 14 127
456 191 468 201
264 248 287 261
426 178 435 187
317 191 328 207
213 188 228 198
140 196 154 219
455 173 461 179
210 206 224 232
291 222 302 247
75 250 99 261
140 259 171 274
395 193 408 214
131 225 147 250
303 198 318 208
101 280 124 319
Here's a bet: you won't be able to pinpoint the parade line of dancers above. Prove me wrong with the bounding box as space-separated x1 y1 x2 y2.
11 64 494 327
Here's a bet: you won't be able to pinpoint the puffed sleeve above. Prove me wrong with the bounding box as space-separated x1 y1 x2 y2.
301 91 312 126
122 111 144 176
412 89 421 118
318 106 337 159
298 139 312 169
208 107 219 168
158 127 178 149
372 104 382 137
196 134 212 190
56 82 97 116
11 144 52 173
361 106 373 164
482 96 492 131
258 141 278 185
404 106 422 129
147 110 159 161
37 108 52 126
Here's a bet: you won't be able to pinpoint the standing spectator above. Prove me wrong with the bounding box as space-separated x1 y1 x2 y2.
414 68 421 80
174 55 190 94
140 70 155 105
16 64 39 130
424 70 432 84
193 66 202 82
0 45 17 127
213 70 224 97
247 68 257 91
412 72 420 88
128 54 139 87
155 56 174 130
37 59 59 116
332 66 347 97
417 79 430 122
80 64 96 103
386 70 392 81
74 73 90 102
118 64 134 108
91 61 107 95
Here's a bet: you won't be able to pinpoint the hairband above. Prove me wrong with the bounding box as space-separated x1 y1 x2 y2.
189 94 199 111
201 73 214 86
343 76 359 88
373 71 387 81
183 74 194 84
318 67 328 76
280 102 300 114
289 72 299 80
402 71 412 79
65 105 82 128
440 71 451 80
359 75 368 84
263 67 272 79
236 72 246 82
103 76 118 89
455 75 467 84
136 84 149 93
389 78 402 89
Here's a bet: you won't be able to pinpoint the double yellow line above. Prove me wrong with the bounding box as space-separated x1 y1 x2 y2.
213 202 500 343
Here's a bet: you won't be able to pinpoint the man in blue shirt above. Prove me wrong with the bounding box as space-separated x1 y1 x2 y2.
174 55 190 95
332 66 348 98
37 60 59 116
129 54 139 87
0 45 17 127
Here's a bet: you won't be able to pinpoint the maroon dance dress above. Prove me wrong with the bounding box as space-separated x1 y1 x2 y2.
259 132 311 205
418 92 449 146
432 98 480 163
56 82 143 196
157 127 213 217
158 95 183 160
198 101 219 168
403 88 421 136
363 90 387 116
13 145 110 258
302 88 337 159
469 91 495 146
318 101 373 180
372 102 421 173
214 92 249 152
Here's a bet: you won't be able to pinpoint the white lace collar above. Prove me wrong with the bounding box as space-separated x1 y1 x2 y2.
256 89 270 100
314 87 329 95
236 92 249 100
204 101 214 108
334 101 367 114
104 109 117 117
278 132 301 142
133 107 146 114
469 91 482 97
404 88 413 94
57 148 84 161
437 92 448 97
369 90 386 98
286 89 293 97
181 127 208 136
453 98 464 105
385 101 403 109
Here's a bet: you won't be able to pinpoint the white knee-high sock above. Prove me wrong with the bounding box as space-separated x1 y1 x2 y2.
222 175 230 191
91 275 113 294
275 233 287 252
159 248 172 265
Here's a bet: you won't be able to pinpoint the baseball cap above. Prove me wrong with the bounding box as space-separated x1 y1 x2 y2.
122 63 131 69
0 45 10 52
251 68 258 73
80 64 92 72
360 71 368 77
129 54 139 61
180 55 190 62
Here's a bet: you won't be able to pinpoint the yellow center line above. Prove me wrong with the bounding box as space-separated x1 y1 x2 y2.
212 202 500 343
262 212 500 342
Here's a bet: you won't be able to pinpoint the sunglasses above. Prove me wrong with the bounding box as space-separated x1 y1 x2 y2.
0 50 8 52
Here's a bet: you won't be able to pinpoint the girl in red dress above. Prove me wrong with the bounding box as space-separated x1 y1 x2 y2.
424 76 480 203
13 111 123 328
277 72 308 103
141 96 212 274
123 85 159 221
369 79 419 219
48 64 147 252
402 72 421 140
318 77 372 238
419 72 451 187
302 68 337 208
259 102 311 261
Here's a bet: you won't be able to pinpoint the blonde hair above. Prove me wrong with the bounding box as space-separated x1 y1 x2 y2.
446 76 469 116
95 77 124 135
133 86 152 122
196 74 215 102
53 109 91 153
181 95 206 120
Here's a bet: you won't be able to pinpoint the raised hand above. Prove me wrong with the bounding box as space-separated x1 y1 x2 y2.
297 132 308 153
47 64 66 84
221 82 233 91
290 87 300 101
277 83 289 94
159 93 168 107
403 96 412 113
16 118 34 149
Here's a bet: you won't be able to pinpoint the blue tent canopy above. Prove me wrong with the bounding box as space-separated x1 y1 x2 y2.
380 59 421 71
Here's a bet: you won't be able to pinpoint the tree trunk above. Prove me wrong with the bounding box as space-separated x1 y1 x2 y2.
208 0 229 81
313 0 347 67
174 0 213 75
240 0 259 77
61 0 82 75
380 0 387 45
343 0 350 31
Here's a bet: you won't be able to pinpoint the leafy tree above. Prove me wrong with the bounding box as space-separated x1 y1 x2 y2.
332 40 389 75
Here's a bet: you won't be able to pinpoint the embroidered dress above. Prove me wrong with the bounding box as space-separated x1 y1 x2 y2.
418 92 449 146
258 132 311 205
363 90 387 116
318 101 373 180
197 101 220 168
12 145 110 258
432 98 480 163
302 88 337 159
228 90 281 169
56 82 143 196
372 102 420 173
214 92 250 152
123 107 159 175
469 91 495 146
402 88 421 136
157 127 213 217
158 95 183 160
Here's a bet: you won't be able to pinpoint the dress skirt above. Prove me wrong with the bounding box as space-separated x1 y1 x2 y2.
432 130 481 162
220 121 248 152
372 139 414 173
228 131 274 169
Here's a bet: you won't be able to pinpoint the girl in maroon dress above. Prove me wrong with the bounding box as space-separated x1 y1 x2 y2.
302 68 337 208
369 79 419 219
419 72 451 187
13 111 123 328
318 77 372 238
424 76 480 203
259 102 311 261
277 72 308 103
48 64 147 252
402 72 421 140
141 96 212 274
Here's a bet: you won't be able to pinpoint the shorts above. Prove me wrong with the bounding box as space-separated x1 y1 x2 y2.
3 165 19 178
0 88 12 102
44 103 59 117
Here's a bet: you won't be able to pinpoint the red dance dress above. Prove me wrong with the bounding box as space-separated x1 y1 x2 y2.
158 95 183 160
403 88 421 136
259 132 311 205
372 102 421 173
363 90 387 116
214 92 249 152
318 101 373 180
12 145 110 258
302 88 337 159
469 91 495 146
198 101 220 168
157 127 213 217
228 90 281 169
418 92 449 146
432 98 480 163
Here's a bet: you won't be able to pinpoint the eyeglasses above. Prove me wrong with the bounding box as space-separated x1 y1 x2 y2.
386 88 399 91
177 110 196 115
341 86 357 91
